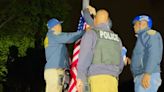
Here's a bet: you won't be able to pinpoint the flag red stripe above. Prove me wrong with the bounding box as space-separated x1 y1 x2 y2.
71 59 78 68
74 41 81 48
73 50 80 57
69 69 77 92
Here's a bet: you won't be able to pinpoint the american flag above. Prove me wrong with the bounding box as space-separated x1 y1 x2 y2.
68 14 86 92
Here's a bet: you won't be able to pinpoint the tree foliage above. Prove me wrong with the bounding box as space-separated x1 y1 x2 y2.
0 0 71 81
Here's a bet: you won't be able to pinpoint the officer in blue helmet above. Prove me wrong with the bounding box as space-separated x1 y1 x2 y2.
130 15 163 92
44 18 85 92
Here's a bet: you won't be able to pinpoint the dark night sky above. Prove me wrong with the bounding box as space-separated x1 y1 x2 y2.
69 0 164 55
0 0 164 84
0 0 163 91
69 0 164 83
0 0 163 52
1 0 163 56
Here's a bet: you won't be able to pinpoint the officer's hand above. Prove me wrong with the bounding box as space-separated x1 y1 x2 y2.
85 24 91 31
141 73 151 89
124 57 131 65
87 5 96 16
76 79 83 92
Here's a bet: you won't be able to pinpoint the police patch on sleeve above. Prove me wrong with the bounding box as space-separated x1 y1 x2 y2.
147 30 157 35
44 36 49 48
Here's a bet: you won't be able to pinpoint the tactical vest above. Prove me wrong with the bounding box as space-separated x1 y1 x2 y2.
92 30 122 65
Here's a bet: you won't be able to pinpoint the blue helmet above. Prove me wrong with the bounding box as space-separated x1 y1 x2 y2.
47 18 63 29
132 15 153 28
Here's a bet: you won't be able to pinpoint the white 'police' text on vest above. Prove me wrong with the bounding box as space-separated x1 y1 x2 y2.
99 30 120 42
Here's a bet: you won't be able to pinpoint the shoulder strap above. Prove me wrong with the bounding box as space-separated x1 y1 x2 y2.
147 30 157 36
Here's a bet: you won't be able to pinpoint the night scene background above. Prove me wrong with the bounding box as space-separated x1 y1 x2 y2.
0 0 164 92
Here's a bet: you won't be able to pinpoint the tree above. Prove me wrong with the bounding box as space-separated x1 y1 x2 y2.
0 0 71 83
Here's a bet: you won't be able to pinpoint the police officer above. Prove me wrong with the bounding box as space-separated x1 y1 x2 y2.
44 18 85 92
130 15 163 92
77 5 125 92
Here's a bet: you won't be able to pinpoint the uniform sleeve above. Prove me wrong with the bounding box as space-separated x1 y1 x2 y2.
52 31 85 44
144 33 163 74
82 9 94 27
82 0 94 27
77 31 95 82
120 47 127 68
118 43 125 74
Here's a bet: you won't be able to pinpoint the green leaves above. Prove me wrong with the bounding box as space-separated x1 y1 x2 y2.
0 0 72 81
0 35 34 81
